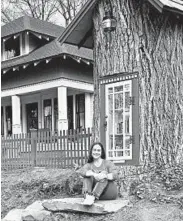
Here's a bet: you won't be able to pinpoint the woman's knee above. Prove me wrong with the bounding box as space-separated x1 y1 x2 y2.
99 181 118 200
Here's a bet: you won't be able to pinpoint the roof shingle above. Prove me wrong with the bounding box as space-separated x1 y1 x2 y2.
1 15 65 38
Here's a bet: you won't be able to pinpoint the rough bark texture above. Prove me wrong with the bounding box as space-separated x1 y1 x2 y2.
93 0 183 166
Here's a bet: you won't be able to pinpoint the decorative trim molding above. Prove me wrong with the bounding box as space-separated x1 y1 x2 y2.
1 78 94 97
99 72 138 85
2 54 93 74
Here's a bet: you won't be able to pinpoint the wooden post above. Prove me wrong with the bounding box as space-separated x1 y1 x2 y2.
30 129 37 167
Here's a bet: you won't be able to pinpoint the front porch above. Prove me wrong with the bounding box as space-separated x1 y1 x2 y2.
1 78 94 136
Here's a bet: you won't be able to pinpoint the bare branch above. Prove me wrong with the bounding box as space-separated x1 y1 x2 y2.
1 0 87 26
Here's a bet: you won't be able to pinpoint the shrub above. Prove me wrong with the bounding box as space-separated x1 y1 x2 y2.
155 164 183 191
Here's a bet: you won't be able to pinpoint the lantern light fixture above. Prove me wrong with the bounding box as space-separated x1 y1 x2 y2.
102 11 117 33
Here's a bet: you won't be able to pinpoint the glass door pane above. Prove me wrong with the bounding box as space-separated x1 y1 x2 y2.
108 92 113 150
124 83 132 158
105 80 132 161
114 86 123 157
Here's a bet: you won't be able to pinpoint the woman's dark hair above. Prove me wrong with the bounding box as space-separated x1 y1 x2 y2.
87 142 106 163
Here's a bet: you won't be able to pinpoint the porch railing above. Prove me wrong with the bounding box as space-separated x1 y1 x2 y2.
1 128 92 170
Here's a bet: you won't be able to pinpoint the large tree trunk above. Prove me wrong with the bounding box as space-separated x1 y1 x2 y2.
93 0 183 166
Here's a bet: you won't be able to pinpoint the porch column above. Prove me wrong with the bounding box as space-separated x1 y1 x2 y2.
57 87 68 131
11 95 22 134
85 93 93 128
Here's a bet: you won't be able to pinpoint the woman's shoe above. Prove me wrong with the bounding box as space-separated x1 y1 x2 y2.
83 194 95 206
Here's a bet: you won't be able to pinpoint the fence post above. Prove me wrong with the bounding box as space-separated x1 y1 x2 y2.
30 129 37 167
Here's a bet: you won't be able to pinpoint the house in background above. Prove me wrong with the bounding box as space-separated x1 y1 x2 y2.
1 16 94 136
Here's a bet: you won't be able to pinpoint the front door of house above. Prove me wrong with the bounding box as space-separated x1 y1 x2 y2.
105 80 133 162
26 102 38 132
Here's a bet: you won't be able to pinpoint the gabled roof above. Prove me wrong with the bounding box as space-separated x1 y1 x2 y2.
149 0 183 14
58 0 183 48
1 15 65 38
57 0 96 49
1 39 93 71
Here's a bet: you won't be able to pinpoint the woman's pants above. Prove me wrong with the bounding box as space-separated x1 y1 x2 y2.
83 176 118 200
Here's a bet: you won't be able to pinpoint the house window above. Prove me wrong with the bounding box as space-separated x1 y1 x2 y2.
26 103 38 132
6 106 12 135
76 94 85 130
4 35 21 60
105 81 133 161
54 98 58 131
44 99 52 130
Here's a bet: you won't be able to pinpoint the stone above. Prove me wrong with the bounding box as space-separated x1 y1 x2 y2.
22 201 51 221
3 201 52 221
24 201 46 211
22 210 51 221
42 198 129 214
2 209 24 221
2 198 129 221
21 215 35 221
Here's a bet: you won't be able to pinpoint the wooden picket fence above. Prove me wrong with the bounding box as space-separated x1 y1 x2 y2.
1 128 92 170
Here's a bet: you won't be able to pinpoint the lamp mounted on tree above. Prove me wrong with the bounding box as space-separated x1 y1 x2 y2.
102 12 117 33
102 0 117 48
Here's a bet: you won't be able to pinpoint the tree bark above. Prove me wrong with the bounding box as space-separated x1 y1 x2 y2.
93 0 183 166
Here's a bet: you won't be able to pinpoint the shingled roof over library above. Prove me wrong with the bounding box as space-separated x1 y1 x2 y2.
58 0 183 49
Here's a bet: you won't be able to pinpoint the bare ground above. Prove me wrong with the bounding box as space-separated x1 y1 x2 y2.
1 167 183 221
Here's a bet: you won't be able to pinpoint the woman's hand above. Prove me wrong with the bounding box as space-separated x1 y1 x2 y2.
94 172 107 181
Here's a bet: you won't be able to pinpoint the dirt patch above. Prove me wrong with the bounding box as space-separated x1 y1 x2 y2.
1 167 82 218
1 167 183 221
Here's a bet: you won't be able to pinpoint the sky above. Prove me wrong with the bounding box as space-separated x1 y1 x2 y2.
1 0 66 27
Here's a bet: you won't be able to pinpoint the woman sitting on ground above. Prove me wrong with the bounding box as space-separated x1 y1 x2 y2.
78 142 119 206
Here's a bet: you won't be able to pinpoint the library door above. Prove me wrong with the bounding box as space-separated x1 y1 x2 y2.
26 102 38 132
105 80 133 162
